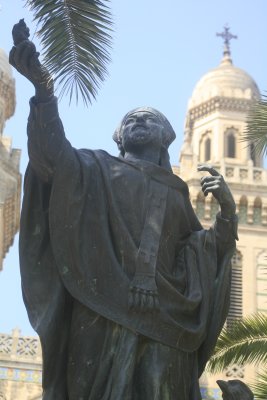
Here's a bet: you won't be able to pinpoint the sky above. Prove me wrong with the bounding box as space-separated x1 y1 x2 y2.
0 0 267 336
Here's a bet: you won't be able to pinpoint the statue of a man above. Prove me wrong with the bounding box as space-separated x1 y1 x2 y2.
10 21 237 400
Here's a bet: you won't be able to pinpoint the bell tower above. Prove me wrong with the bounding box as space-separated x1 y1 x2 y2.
176 27 267 396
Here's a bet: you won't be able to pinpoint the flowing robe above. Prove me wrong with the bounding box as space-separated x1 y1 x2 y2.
20 97 237 400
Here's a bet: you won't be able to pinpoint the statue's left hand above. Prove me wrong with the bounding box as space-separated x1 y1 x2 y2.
198 165 236 219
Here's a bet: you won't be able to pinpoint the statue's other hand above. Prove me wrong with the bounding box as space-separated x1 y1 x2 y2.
198 165 236 219
9 20 53 98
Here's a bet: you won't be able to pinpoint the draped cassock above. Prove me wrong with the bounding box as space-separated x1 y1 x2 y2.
19 97 237 400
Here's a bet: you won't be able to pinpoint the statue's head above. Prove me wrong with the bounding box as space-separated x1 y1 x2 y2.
113 107 176 157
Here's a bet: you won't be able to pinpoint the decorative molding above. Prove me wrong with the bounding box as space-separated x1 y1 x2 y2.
0 367 41 384
225 364 245 379
0 331 42 362
188 96 253 126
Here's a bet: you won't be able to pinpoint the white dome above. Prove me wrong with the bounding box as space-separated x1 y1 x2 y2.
188 56 260 109
0 48 13 79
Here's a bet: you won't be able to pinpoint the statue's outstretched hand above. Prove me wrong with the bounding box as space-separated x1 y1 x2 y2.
198 165 236 219
9 19 53 100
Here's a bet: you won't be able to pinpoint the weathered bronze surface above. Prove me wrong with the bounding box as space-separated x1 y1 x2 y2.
10 21 237 400
217 379 254 400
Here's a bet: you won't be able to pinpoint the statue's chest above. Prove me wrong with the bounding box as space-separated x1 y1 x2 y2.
108 163 185 245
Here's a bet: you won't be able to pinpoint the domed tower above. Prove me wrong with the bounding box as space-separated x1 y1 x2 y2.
177 27 267 395
0 48 21 271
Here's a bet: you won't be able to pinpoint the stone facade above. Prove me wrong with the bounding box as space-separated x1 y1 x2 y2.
0 329 42 400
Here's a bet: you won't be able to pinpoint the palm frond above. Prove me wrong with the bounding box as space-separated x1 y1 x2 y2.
243 94 267 156
251 370 267 400
206 314 267 374
26 0 113 105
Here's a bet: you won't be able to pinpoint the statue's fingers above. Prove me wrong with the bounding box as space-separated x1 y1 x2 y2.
20 43 37 71
202 184 220 196
201 179 220 191
13 41 35 72
198 165 220 176
200 176 220 186
12 43 29 74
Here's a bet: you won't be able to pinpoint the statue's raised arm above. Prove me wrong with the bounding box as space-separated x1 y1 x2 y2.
10 19 54 103
10 20 71 183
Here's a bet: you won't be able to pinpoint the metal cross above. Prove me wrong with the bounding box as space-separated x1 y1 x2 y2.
216 24 237 54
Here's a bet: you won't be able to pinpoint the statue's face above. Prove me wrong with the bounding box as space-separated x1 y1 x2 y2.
121 111 164 152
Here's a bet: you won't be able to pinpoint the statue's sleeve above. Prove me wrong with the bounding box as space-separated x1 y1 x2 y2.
214 212 238 264
27 96 72 182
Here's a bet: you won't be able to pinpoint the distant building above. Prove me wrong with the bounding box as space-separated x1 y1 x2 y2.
0 329 42 400
0 48 21 271
176 27 267 398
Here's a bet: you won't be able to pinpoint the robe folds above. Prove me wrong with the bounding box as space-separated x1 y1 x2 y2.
19 97 237 399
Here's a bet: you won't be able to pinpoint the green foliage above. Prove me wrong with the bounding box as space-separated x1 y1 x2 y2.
26 0 113 105
251 370 267 400
244 95 267 156
207 313 267 374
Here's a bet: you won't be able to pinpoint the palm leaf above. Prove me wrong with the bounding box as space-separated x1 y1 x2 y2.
26 0 113 105
251 370 267 400
206 314 267 374
243 94 267 156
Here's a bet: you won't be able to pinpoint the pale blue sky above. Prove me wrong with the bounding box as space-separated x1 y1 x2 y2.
0 0 267 335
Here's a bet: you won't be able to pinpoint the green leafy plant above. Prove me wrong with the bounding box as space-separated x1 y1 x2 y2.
243 95 267 156
26 0 113 105
207 314 267 399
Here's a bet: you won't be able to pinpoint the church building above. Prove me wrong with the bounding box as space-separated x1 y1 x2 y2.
175 26 267 397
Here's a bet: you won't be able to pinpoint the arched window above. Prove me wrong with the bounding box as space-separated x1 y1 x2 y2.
253 197 262 225
227 250 243 329
199 131 212 163
204 138 211 161
225 128 238 158
227 133 236 157
257 251 267 312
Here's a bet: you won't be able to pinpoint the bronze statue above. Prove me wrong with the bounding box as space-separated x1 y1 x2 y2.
217 379 254 400
10 20 238 400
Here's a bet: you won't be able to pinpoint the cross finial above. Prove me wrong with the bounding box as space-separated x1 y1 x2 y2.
216 24 237 60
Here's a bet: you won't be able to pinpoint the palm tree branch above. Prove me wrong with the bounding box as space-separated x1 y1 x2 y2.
243 94 267 155
251 370 267 400
26 0 113 105
206 314 267 373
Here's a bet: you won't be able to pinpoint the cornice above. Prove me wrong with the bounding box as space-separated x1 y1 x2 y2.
187 96 253 126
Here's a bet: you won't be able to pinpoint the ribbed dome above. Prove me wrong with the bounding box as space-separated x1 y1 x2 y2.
0 48 13 79
188 55 260 109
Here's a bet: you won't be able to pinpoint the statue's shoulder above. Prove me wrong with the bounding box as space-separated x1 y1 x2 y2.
75 148 114 163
